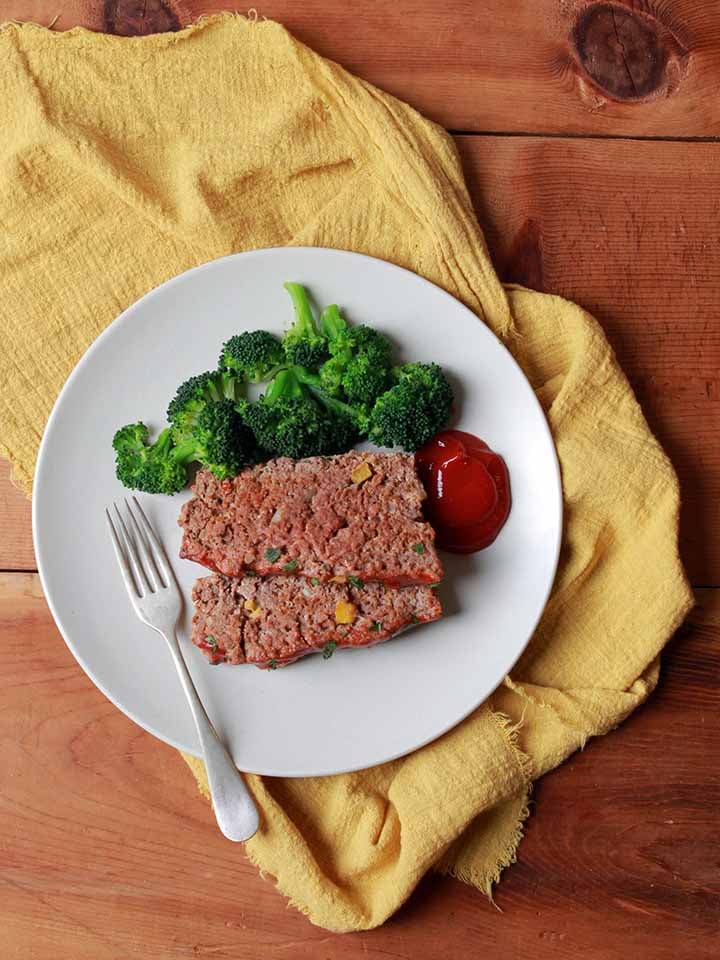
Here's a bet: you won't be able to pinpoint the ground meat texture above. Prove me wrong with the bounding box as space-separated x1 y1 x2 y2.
179 453 443 585
191 574 442 668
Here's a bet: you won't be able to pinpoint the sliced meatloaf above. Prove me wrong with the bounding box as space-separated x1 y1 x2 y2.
191 573 442 668
179 452 443 585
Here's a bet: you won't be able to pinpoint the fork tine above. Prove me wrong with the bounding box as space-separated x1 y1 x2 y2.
106 509 140 598
131 496 171 588
124 498 163 591
113 503 152 596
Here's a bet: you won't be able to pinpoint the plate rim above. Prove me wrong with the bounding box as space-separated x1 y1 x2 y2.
32 246 563 776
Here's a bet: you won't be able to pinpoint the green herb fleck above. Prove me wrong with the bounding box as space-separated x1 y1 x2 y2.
282 559 299 572
205 635 218 651
310 577 321 586
245 570 258 578
429 581 441 588
412 543 426 555
322 640 337 660
265 547 282 563
268 659 278 670
348 575 364 589
370 621 382 632
411 615 420 624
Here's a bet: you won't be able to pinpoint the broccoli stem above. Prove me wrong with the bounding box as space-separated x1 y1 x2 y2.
170 437 200 466
293 366 358 420
206 380 223 402
319 304 347 340
264 367 304 403
263 365 360 427
284 282 319 339
219 370 240 401
153 427 175 457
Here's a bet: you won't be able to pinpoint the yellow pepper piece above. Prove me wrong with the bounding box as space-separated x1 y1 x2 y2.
244 599 263 619
329 575 347 584
335 600 358 625
351 462 373 485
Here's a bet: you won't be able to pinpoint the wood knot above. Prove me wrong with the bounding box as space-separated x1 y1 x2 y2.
572 2 686 101
105 0 181 37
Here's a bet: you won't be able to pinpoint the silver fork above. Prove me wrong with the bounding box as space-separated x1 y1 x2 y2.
106 496 259 842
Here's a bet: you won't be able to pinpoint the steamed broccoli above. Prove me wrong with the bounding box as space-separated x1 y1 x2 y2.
112 422 188 494
316 305 393 405
166 369 239 431
316 332 391 406
282 282 328 368
237 368 359 459
172 399 253 479
368 362 453 450
113 399 254 493
339 351 392 406
113 282 456 496
320 304 390 359
114 369 251 493
319 303 347 343
220 330 284 383
293 365 370 434
317 353 345 397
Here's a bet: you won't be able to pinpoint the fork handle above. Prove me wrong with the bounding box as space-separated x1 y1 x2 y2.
164 629 260 842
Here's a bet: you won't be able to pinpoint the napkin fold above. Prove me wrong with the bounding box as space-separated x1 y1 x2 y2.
0 15 692 932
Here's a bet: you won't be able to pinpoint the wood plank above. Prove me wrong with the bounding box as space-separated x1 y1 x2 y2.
457 135 720 586
0 460 34 571
5 0 720 137
0 572 717 957
1 134 717 583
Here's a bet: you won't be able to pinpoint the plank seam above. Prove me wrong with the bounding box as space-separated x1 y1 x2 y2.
450 130 720 143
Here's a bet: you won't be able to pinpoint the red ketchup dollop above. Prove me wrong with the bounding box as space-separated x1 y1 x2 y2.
415 430 511 553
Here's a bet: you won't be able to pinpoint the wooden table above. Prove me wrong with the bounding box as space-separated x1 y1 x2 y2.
2 3 719 957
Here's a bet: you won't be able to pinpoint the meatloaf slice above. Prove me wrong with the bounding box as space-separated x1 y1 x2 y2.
179 453 443 585
191 573 442 668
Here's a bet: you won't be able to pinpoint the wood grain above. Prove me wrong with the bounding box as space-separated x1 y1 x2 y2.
5 0 720 136
2 135 718 584
0 573 717 959
0 2 717 954
457 134 720 586
0 460 34 571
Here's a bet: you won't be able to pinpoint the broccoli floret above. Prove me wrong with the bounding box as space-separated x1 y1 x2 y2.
112 422 188 494
368 362 453 450
282 282 328 368
238 367 359 459
113 400 253 492
340 351 392 406
333 324 392 362
220 331 284 383
237 397 346 459
167 369 239 431
318 303 395 407
115 371 252 492
269 366 361 451
293 365 370 434
315 320 392 407
172 399 253 479
317 354 345 397
320 302 391 361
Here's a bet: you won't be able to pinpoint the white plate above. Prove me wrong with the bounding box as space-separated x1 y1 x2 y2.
33 248 562 777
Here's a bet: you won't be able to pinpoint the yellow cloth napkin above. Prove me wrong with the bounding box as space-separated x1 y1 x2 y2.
0 15 692 932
